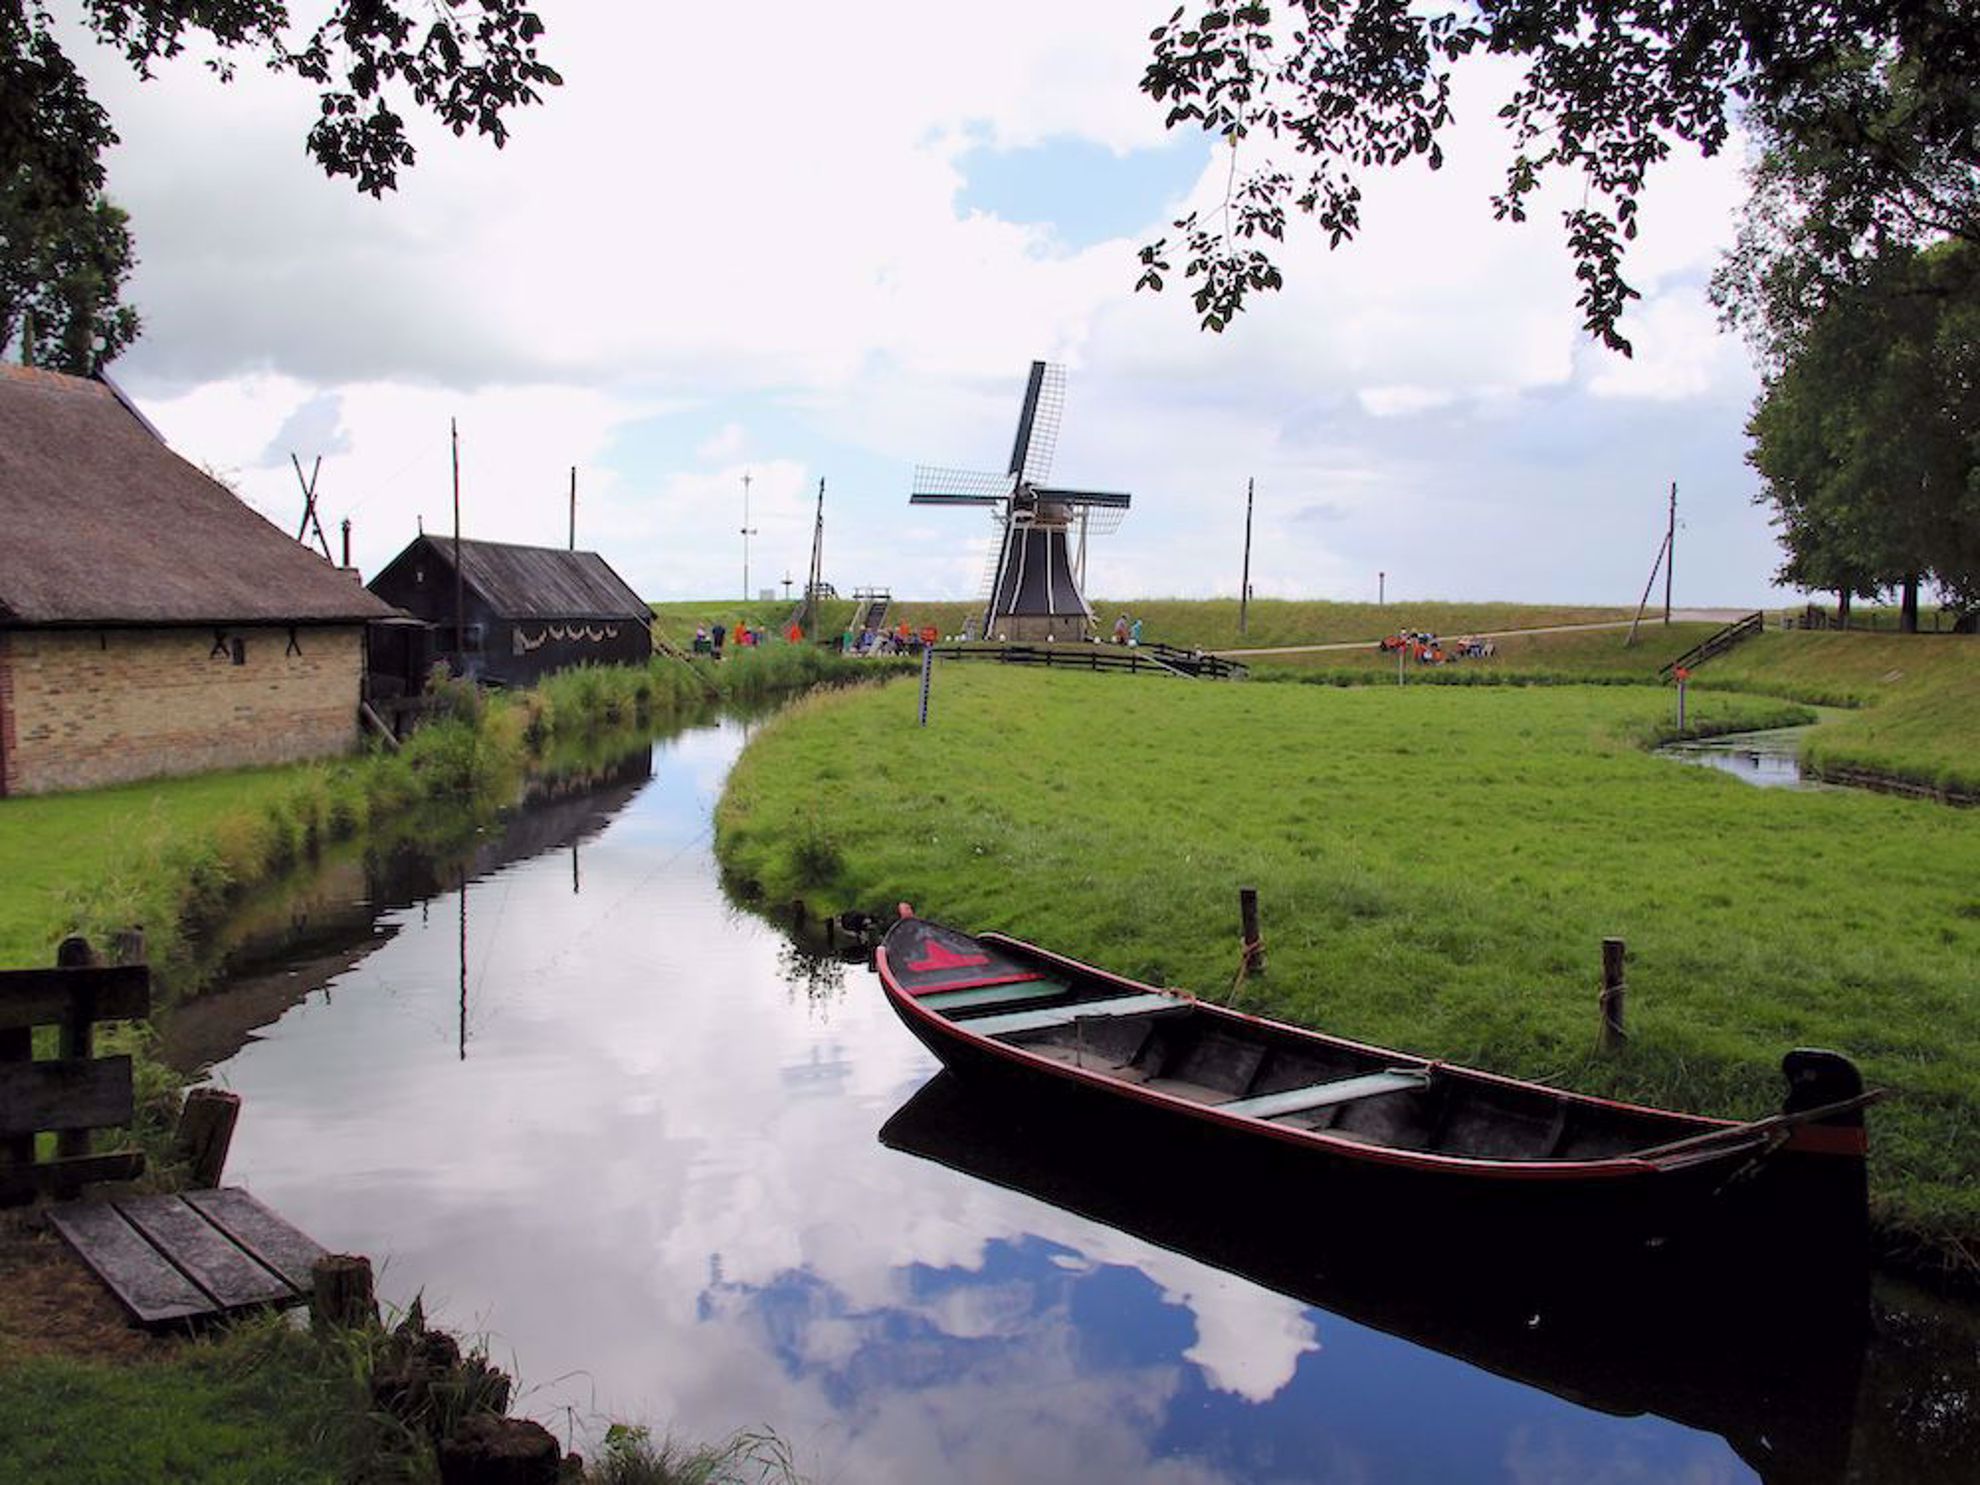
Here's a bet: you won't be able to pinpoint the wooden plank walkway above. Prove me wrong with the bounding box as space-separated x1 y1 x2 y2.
48 1187 326 1328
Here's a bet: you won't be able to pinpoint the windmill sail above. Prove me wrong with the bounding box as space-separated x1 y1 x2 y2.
911 361 1130 642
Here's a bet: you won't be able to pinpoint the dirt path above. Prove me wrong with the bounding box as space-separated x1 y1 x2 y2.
1215 609 1756 659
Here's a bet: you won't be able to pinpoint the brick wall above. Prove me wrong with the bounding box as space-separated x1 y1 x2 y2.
0 625 365 795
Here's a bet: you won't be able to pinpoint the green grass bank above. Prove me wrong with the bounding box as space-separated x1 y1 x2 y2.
1696 631 1980 797
716 666 1980 1279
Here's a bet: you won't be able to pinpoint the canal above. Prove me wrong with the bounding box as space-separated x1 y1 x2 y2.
178 716 1977 1483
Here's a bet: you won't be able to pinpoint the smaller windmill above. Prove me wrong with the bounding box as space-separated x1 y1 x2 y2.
912 362 1130 642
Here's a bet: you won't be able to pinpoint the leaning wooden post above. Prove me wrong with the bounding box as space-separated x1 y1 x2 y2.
311 1253 379 1333
1599 938 1628 1050
1239 887 1265 974
53 936 98 1160
177 1088 241 1188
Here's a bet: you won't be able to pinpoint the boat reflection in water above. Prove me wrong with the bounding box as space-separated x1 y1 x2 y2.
880 1071 1870 1485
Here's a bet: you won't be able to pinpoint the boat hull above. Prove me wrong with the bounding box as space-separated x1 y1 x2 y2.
876 917 1872 1274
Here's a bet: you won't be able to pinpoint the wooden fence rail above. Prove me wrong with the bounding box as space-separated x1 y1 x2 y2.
1659 611 1765 682
933 642 1247 681
0 940 151 1204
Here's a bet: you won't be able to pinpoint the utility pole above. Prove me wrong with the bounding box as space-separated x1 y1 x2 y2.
1379 571 1386 606
568 466 577 551
740 471 758 602
452 419 464 676
1663 481 1676 624
1239 476 1255 636
805 478 826 643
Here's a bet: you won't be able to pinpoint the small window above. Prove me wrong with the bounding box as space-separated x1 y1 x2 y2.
231 637 247 666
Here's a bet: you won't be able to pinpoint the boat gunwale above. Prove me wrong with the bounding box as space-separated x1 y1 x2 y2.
879 924 1753 1184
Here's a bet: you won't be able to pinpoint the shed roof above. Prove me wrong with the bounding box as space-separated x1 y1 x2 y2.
377 536 651 622
0 365 397 626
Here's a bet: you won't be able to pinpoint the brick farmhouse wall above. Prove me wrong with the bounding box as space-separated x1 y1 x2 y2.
0 624 365 795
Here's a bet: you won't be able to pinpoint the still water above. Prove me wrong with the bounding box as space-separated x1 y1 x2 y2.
1658 727 1819 789
190 718 1975 1483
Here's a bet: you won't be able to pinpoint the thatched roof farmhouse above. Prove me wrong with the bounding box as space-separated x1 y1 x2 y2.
0 365 397 795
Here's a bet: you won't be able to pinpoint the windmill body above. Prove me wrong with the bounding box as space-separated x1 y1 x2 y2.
912 362 1130 642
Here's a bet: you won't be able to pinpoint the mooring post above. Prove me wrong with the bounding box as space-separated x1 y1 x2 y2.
1239 887 1265 974
177 1088 242 1188
1599 937 1628 1050
311 1253 379 1333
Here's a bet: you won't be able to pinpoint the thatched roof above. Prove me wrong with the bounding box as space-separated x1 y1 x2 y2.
373 536 650 622
0 365 397 626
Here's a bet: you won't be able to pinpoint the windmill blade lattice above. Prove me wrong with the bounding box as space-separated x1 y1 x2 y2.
911 465 1015 509
1017 362 1065 487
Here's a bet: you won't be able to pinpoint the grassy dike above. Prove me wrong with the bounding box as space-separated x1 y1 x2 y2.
2 641 889 1485
716 664 1980 1280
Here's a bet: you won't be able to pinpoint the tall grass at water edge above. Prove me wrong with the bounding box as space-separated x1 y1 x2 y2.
717 666 1980 1276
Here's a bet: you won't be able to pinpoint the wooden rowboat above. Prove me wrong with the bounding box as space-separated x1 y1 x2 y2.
876 911 1880 1261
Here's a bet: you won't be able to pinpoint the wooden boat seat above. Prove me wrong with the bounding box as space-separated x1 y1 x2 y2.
919 979 1069 1014
1216 1068 1430 1120
966 992 1185 1039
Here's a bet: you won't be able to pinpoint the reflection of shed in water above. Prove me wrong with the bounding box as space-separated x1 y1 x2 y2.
881 1072 1869 1485
367 535 651 688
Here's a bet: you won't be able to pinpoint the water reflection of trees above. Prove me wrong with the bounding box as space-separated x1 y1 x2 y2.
778 939 846 1007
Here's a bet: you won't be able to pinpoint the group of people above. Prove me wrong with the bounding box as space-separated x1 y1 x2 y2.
842 622 941 656
1378 630 1496 664
1109 614 1145 646
692 619 807 658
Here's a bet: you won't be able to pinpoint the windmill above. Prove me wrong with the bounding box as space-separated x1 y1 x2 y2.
912 361 1130 642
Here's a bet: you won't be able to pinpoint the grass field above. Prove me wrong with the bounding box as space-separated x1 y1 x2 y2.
0 770 305 969
717 666 1980 1271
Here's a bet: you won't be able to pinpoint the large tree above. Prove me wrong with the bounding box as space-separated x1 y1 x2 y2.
1 0 559 370
1135 2 1980 350
1747 242 1980 624
0 169 139 373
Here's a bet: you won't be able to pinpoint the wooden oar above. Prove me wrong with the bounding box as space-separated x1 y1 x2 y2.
1634 1089 1887 1167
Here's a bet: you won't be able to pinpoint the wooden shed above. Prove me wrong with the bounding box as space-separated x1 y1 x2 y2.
366 535 652 688
0 365 400 797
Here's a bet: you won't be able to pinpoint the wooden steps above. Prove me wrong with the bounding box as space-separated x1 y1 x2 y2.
49 1187 326 1328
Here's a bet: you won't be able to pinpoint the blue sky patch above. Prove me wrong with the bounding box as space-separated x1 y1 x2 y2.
956 133 1212 249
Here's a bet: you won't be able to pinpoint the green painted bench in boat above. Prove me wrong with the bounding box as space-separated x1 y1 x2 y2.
1216 1068 1430 1121
965 992 1186 1039
919 979 1069 1014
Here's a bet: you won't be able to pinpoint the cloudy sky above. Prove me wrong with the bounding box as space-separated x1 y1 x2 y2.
70 2 1782 608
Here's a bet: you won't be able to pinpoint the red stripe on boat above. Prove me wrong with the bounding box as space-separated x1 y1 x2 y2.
1783 1123 1869 1157
908 971 1045 997
906 940 992 974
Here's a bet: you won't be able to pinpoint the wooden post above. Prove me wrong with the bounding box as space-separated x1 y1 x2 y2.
1239 887 1265 974
1599 938 1628 1050
311 1253 379 1333
54 937 97 1160
177 1088 241 1188
111 927 146 966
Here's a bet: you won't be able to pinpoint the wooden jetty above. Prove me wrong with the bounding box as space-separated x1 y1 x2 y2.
49 1187 326 1328
4 937 329 1329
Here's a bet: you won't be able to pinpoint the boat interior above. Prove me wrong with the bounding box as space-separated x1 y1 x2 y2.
914 961 1702 1163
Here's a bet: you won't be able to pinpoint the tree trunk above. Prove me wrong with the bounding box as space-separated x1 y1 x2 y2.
1836 589 1852 628
1901 574 1920 633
